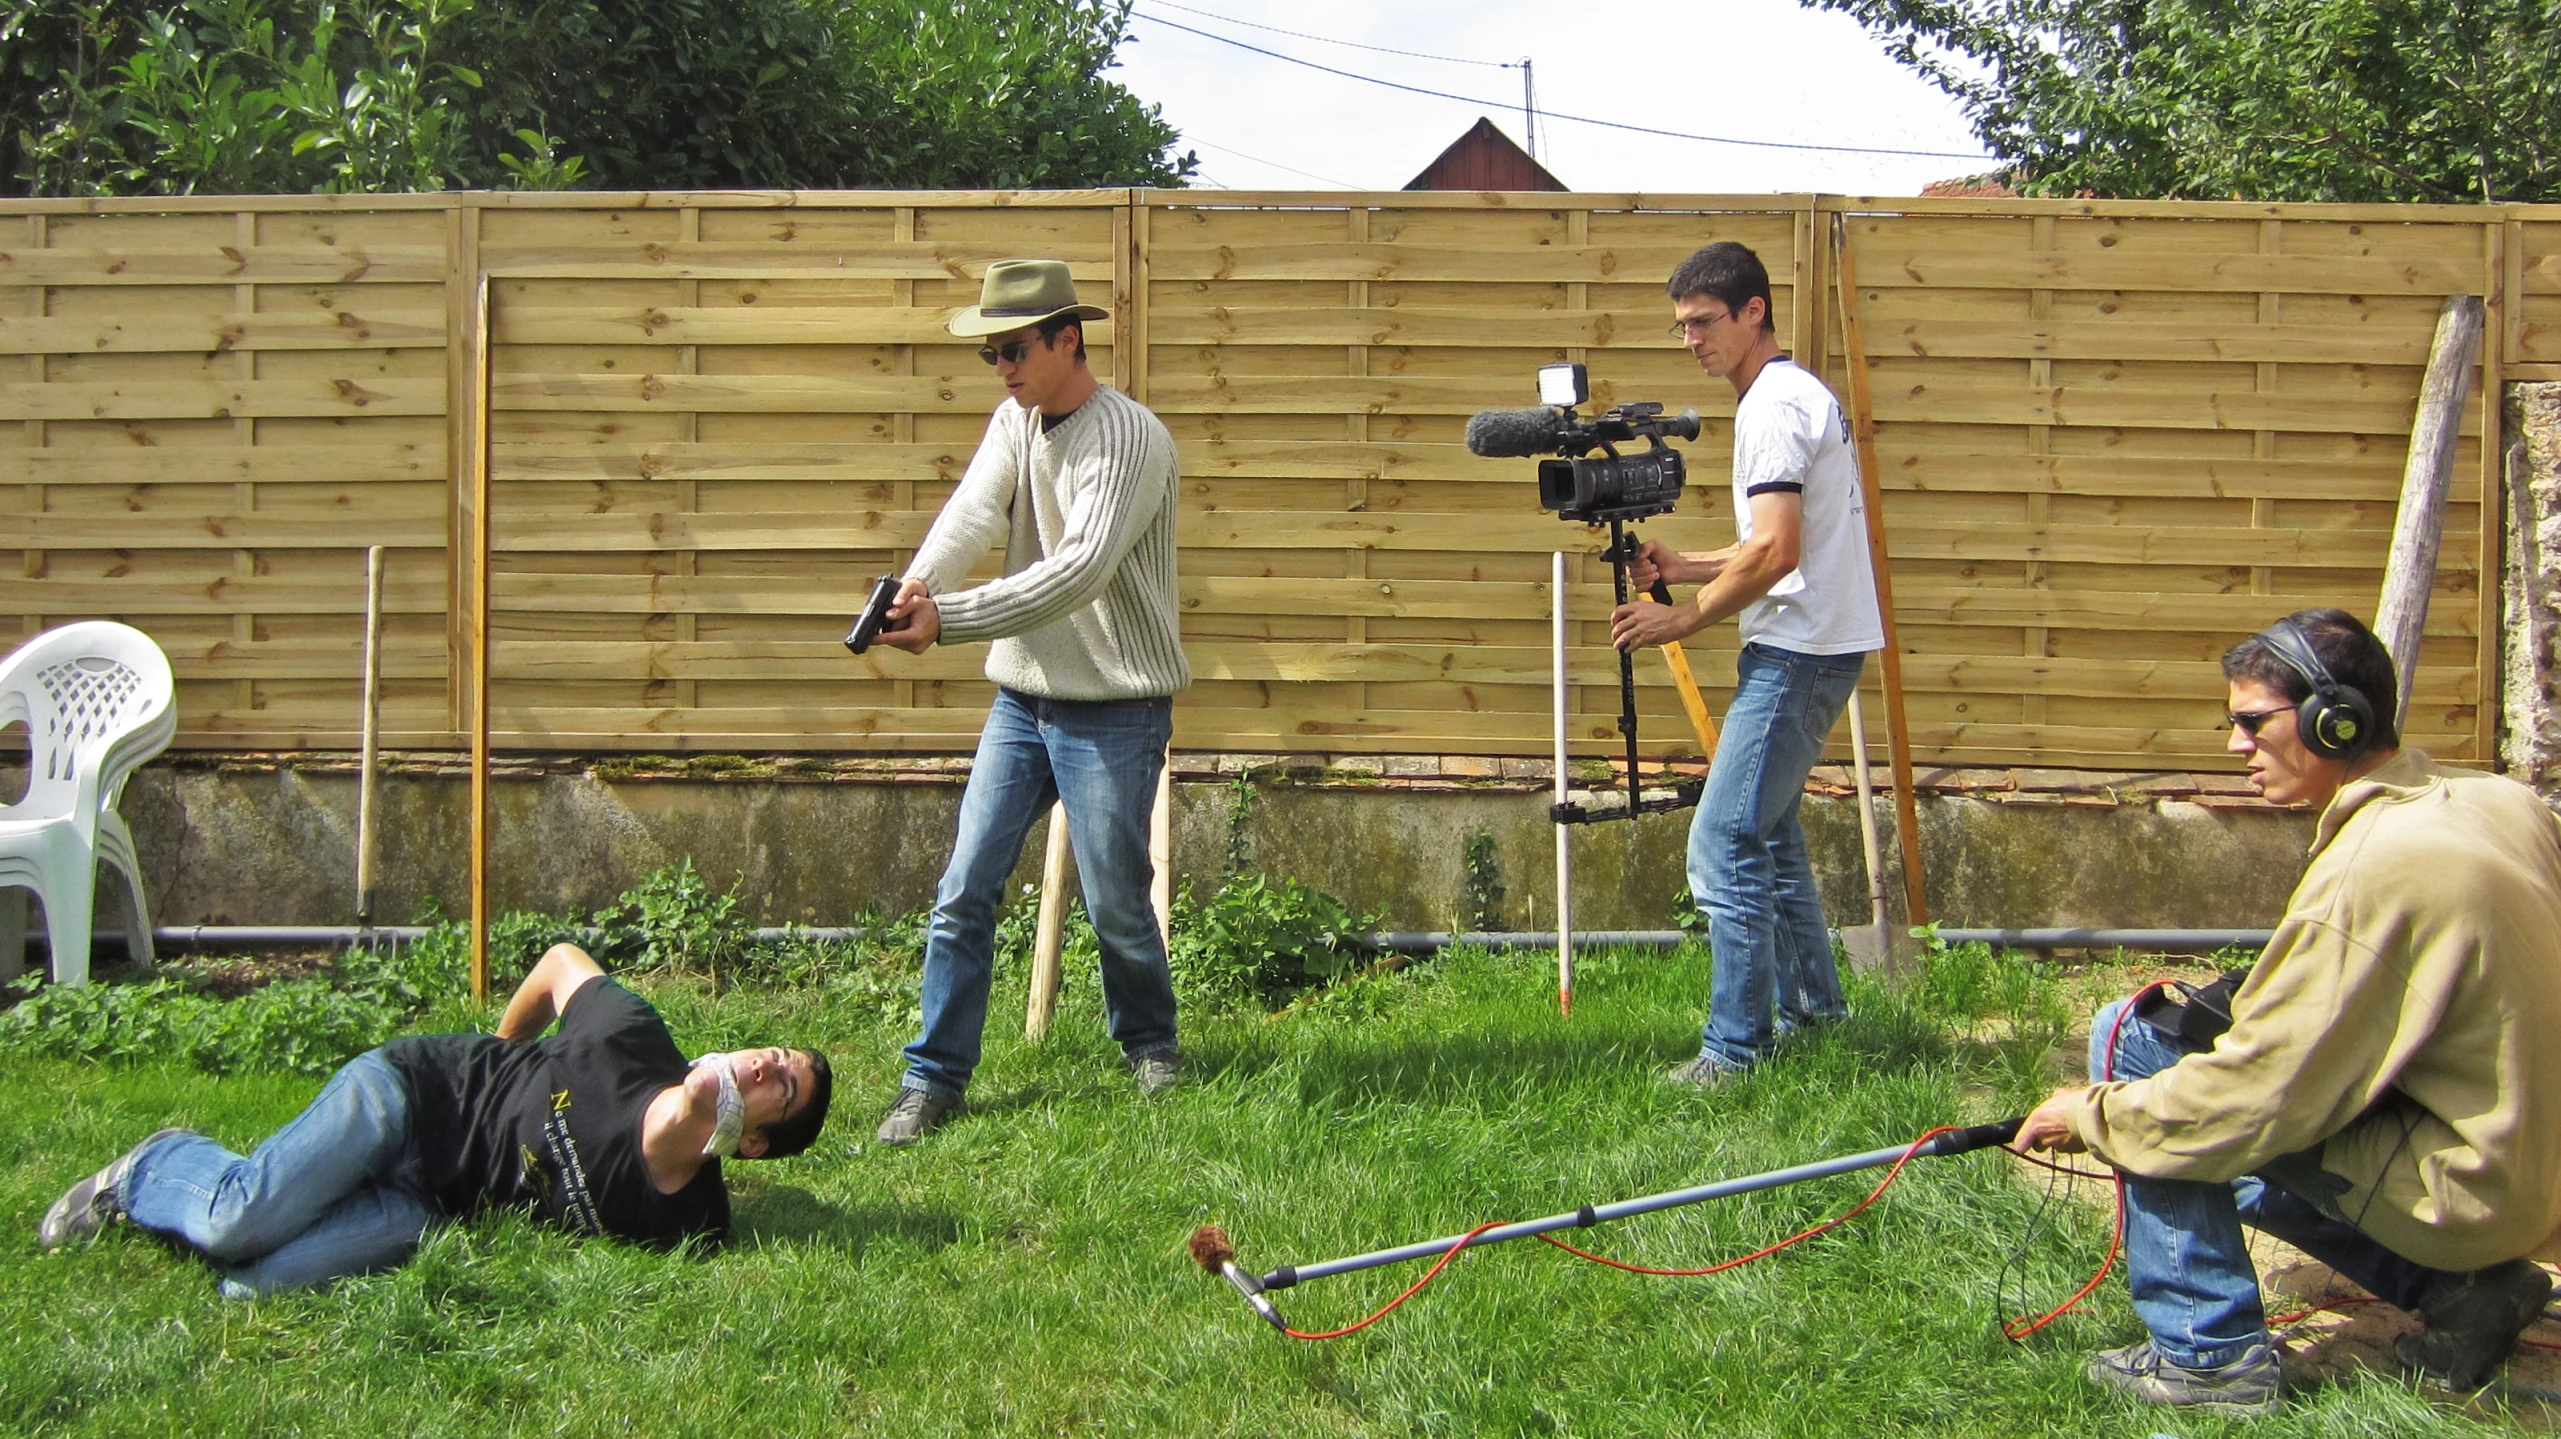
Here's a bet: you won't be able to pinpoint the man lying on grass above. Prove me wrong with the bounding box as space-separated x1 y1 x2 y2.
2017 609 2561 1415
38 943 831 1297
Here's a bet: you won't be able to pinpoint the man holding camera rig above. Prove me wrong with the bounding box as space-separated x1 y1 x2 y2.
1609 241 1882 1084
865 259 1189 1146
2014 609 2561 1414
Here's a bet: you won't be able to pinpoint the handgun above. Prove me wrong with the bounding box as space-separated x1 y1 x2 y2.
843 575 900 655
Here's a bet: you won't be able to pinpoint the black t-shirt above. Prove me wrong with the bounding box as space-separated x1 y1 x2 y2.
384 978 728 1250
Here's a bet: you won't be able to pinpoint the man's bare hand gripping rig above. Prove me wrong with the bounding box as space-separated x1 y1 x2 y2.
1466 362 1705 825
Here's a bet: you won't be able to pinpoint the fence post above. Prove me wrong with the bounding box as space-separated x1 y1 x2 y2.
2374 294 2486 733
1829 212 1929 930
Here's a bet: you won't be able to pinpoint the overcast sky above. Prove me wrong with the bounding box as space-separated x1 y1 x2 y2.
1107 0 1994 196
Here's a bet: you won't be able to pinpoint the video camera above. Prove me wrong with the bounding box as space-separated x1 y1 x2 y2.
1465 364 1708 827
1463 363 1700 523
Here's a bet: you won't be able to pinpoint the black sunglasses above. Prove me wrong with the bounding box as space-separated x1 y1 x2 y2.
2225 705 2293 737
977 338 1036 366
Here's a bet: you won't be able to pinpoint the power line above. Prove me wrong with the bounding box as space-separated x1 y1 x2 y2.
1140 0 1515 68
1129 9 1988 161
1183 134 1361 189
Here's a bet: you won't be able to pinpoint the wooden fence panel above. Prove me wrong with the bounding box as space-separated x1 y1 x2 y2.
0 191 2533 769
482 195 1123 749
4 205 454 746
2519 213 2561 368
1834 206 2498 768
1140 196 1803 759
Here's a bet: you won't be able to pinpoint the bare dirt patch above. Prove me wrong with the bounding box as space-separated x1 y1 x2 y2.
179 948 337 1000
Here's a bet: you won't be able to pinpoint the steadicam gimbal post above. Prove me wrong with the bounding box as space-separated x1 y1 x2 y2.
1466 363 1706 826
1566 516 1704 825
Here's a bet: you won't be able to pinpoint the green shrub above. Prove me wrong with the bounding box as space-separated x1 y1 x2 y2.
1168 872 1375 1009
4 0 1195 196
0 968 409 1077
585 857 745 979
0 856 1392 1074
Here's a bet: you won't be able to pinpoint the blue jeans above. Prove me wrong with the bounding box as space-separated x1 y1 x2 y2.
1690 643 1867 1069
903 689 1178 1101
121 1049 435 1299
2093 997 2448 1367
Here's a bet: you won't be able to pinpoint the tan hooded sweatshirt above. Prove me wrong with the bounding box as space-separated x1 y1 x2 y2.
2067 749 2561 1272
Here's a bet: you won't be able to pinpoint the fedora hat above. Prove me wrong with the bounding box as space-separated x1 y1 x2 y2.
948 258 1110 338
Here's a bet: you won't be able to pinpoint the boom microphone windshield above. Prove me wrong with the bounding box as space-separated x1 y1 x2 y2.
1466 406 1568 459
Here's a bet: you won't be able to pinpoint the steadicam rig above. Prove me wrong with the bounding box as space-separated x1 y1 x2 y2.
1467 363 1707 826
1190 1118 2028 1340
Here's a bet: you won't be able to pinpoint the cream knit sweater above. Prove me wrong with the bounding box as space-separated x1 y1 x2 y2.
904 385 1189 701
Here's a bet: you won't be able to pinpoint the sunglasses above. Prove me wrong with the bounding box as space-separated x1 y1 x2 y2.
2225 705 2294 737
977 337 1037 366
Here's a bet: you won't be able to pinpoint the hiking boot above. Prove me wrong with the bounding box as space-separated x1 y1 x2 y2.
38 1128 193 1252
1129 1050 1180 1098
1662 1054 1744 1088
2396 1258 2555 1389
874 1088 958 1147
2083 1338 2282 1415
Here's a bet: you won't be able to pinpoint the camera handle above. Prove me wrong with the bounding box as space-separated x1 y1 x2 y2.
1551 519 1705 826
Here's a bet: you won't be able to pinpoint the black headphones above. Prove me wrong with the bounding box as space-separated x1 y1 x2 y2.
2251 618 2377 761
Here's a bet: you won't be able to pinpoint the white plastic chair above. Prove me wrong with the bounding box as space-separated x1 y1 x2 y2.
0 622 176 986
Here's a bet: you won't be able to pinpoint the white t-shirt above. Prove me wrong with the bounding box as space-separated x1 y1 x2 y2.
1729 358 1884 656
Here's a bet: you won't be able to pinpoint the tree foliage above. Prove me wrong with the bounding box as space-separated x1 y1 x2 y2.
1809 0 2561 202
0 0 1196 195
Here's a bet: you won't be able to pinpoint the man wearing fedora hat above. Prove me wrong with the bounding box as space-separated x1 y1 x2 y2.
868 259 1190 1145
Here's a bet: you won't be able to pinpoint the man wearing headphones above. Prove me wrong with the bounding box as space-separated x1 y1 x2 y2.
2015 608 2561 1413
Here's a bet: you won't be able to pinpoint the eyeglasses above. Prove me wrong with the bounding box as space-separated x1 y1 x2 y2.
1667 310 1736 340
977 338 1037 366
2225 705 2294 737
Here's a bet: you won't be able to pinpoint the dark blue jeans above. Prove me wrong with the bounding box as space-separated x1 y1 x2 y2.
2093 997 2448 1367
120 1048 434 1298
902 689 1178 1101
1689 643 1866 1069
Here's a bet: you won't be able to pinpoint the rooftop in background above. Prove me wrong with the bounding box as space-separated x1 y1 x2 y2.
1921 172 2021 198
1405 117 1566 192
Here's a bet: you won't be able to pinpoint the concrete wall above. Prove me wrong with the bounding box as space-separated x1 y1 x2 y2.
20 755 2317 934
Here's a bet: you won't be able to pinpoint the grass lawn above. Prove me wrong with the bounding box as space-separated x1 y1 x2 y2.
1 941 2545 1437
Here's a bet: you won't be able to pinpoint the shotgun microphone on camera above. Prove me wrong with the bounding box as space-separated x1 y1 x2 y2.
1465 406 1571 459
1464 370 1699 524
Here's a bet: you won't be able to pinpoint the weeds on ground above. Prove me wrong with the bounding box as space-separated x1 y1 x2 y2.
0 859 1379 1078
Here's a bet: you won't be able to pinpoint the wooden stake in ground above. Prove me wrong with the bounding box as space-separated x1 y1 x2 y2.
2374 294 2486 733
1026 802 1072 1041
467 273 492 1005
1839 690 1895 972
1830 214 1930 931
1552 550 1574 1018
357 544 384 928
1151 757 1172 950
